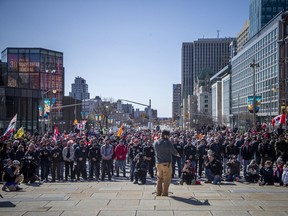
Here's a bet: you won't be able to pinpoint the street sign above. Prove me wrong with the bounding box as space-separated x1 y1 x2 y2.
77 123 85 130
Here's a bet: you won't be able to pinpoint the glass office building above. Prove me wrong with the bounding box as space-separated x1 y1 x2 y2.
231 12 288 126
0 48 64 133
249 0 288 38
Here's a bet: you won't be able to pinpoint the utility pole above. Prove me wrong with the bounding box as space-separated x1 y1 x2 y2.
250 59 260 129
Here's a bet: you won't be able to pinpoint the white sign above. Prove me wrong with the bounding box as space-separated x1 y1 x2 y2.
77 123 85 130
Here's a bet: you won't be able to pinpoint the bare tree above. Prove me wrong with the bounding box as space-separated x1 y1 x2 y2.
93 98 117 129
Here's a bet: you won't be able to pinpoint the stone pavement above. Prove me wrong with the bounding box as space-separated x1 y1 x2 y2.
0 178 288 216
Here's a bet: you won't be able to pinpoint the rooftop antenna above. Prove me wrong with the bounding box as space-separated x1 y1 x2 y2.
217 30 220 38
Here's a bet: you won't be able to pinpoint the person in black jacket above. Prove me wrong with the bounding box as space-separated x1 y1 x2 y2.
275 135 288 164
74 139 88 181
143 140 155 178
50 142 62 182
197 139 207 178
259 160 274 185
172 137 183 178
204 150 222 184
258 137 275 167
88 139 101 181
129 138 142 181
183 139 196 167
2 159 23 191
39 143 50 182
133 152 147 184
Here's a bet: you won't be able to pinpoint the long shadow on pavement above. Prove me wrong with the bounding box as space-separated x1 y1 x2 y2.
0 201 16 208
170 196 210 206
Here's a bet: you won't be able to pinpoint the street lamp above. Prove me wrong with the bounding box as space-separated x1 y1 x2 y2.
250 59 260 129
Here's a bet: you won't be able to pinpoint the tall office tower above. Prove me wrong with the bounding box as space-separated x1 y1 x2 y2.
181 43 193 100
172 84 181 121
69 76 90 101
249 0 288 38
193 38 236 92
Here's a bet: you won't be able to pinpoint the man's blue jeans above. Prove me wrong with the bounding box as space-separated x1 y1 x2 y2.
205 168 221 184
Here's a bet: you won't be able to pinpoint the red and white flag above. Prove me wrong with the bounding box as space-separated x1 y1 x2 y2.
3 114 17 137
271 114 286 127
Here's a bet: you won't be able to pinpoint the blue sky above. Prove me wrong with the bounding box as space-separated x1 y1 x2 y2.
0 0 249 117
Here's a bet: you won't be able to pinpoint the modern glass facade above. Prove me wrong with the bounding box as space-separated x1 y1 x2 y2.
249 0 288 38
0 48 64 133
231 13 283 125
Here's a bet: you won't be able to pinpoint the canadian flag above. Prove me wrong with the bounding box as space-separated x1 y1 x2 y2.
271 114 286 127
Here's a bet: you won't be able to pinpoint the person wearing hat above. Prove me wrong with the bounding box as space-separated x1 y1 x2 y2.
153 130 180 196
2 159 23 191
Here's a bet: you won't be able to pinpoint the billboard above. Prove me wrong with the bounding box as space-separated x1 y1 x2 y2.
247 96 262 113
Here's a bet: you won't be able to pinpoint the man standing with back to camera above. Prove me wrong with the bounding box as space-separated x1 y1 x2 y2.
153 130 180 196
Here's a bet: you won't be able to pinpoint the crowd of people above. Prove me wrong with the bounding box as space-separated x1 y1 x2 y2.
0 124 288 193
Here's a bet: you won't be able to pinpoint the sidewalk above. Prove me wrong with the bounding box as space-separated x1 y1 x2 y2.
0 178 288 216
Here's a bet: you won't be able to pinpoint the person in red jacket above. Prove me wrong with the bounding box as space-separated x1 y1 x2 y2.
115 139 128 177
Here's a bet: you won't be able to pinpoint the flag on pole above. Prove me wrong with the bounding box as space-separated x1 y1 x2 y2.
53 125 59 141
117 123 124 137
271 113 286 127
14 127 24 139
3 114 17 137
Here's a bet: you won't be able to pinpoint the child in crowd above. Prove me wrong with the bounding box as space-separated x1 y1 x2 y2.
259 160 274 186
245 160 259 183
282 162 288 186
274 157 284 186
180 160 195 185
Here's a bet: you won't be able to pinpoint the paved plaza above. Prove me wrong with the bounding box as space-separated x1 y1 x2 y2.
0 178 288 216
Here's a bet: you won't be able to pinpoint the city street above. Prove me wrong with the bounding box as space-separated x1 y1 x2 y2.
0 179 288 216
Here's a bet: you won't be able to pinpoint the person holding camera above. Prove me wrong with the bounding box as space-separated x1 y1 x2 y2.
2 159 23 191
204 150 222 184
180 160 195 185
225 155 241 182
